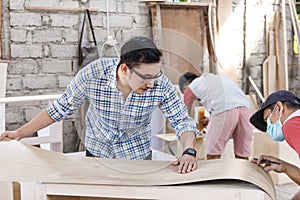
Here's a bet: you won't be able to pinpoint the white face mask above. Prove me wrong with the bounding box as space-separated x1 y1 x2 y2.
266 107 285 142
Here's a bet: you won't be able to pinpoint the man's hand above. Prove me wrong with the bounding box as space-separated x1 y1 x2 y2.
0 131 21 141
199 117 209 128
251 155 285 173
251 155 300 185
171 154 198 174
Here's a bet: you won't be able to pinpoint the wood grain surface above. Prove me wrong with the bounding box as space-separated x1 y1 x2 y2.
0 140 276 199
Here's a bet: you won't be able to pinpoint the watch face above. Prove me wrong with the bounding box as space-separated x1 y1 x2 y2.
187 148 196 154
183 148 197 157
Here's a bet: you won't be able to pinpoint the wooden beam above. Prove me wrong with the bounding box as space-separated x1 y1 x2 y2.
280 0 289 90
0 63 7 133
24 6 99 12
0 94 61 104
143 1 210 8
262 58 269 97
248 76 265 102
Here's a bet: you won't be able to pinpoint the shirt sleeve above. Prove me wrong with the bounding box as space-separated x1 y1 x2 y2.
159 77 198 138
47 66 89 121
184 87 196 107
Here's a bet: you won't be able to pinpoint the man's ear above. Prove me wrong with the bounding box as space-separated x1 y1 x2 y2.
275 101 283 113
119 63 129 74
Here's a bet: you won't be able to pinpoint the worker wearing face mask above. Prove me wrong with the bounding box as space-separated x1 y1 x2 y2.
250 90 300 192
250 90 300 154
265 104 285 142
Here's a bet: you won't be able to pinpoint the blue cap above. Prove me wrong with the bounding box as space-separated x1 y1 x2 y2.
250 90 300 131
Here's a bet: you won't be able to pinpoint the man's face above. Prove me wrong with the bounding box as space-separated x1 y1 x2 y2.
126 62 162 94
263 104 281 124
263 108 273 122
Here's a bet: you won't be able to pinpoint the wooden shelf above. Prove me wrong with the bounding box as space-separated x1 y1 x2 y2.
144 1 211 8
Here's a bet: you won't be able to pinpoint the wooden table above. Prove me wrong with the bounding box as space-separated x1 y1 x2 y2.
35 180 272 200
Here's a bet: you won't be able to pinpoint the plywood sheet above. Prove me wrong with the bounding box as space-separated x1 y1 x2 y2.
0 140 275 199
152 5 208 83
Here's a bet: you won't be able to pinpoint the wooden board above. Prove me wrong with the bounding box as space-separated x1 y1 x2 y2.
36 181 272 200
148 3 209 83
215 0 238 81
0 140 275 199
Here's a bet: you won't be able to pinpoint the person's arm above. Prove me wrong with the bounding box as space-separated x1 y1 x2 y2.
284 163 300 185
184 87 196 114
252 155 300 185
160 79 198 173
0 109 55 141
184 87 208 130
180 131 196 150
171 131 197 174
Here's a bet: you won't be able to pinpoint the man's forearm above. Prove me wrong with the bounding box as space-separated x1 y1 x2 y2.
17 109 55 138
180 131 196 150
286 163 300 185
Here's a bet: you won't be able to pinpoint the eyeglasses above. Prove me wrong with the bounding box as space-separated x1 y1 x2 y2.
129 66 163 82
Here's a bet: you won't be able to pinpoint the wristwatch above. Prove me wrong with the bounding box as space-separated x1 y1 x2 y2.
182 148 197 157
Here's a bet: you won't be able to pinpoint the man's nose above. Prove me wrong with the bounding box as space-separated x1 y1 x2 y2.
145 81 154 88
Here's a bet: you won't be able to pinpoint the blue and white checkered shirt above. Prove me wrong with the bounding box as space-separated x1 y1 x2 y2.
47 58 197 159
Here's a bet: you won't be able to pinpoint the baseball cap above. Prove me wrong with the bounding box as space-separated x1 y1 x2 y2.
250 90 300 132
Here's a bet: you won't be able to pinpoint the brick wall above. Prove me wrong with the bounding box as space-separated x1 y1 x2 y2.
2 0 299 152
3 0 151 152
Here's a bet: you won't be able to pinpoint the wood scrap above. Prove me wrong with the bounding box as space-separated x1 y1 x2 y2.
262 58 269 97
249 76 265 102
268 14 278 94
274 11 283 89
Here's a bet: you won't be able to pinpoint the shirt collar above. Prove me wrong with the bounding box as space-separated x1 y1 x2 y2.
283 109 300 124
104 58 119 89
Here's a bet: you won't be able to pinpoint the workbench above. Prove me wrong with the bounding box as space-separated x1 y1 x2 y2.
35 181 272 200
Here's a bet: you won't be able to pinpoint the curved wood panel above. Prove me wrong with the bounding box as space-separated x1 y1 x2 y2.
0 140 275 199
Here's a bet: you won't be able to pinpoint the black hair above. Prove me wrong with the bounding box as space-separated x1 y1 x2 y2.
178 72 199 93
283 101 300 109
117 37 162 69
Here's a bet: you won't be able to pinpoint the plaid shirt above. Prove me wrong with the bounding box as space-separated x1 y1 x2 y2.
47 58 197 159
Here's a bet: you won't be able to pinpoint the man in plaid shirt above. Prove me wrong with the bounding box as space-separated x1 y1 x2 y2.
1 37 199 174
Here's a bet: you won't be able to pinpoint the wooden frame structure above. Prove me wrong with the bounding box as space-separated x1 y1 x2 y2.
145 1 215 83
